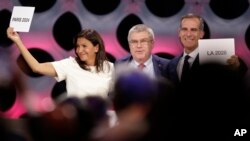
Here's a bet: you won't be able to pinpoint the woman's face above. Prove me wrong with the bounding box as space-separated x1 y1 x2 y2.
75 37 99 66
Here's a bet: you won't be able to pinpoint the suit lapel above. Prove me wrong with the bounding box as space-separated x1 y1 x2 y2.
152 55 162 77
190 54 199 71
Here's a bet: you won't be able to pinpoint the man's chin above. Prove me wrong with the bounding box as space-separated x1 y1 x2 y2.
135 57 145 62
183 43 196 48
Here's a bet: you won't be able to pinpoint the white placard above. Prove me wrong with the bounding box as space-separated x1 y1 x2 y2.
198 38 235 65
9 6 35 32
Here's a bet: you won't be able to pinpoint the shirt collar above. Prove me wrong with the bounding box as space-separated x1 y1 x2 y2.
133 55 153 67
183 47 199 59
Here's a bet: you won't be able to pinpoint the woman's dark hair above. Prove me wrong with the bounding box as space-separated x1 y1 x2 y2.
73 29 109 73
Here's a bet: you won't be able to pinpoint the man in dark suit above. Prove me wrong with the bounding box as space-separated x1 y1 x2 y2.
115 24 170 79
166 13 247 85
165 13 249 139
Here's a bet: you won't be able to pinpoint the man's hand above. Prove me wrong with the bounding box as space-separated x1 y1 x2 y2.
227 55 240 70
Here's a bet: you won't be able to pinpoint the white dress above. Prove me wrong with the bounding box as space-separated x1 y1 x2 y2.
51 56 114 99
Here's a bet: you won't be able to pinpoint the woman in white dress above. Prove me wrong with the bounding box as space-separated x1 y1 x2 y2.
7 27 114 99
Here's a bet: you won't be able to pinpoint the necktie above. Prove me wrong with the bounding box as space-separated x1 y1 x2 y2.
181 55 190 81
138 63 145 70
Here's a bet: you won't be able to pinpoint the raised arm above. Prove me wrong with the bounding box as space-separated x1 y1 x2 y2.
7 27 57 77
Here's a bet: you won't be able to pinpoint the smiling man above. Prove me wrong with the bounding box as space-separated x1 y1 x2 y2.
115 24 170 79
164 13 249 139
165 13 246 85
179 14 204 54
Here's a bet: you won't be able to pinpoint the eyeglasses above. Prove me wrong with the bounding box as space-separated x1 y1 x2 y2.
129 38 152 46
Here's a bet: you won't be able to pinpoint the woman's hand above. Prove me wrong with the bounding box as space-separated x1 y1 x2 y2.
6 27 21 43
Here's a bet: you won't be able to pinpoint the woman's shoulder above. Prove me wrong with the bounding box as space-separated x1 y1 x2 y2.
104 61 114 66
59 56 76 63
53 56 78 67
103 61 114 72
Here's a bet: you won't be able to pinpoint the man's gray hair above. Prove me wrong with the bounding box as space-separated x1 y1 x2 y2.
127 24 155 41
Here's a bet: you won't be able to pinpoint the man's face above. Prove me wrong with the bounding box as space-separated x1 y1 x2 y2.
179 17 204 53
128 31 153 63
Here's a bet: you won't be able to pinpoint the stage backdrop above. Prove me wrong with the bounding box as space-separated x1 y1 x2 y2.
0 0 250 118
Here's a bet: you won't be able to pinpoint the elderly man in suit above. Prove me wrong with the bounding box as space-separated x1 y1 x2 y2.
115 24 170 79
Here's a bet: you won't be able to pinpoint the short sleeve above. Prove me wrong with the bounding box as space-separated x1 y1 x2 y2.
51 57 73 82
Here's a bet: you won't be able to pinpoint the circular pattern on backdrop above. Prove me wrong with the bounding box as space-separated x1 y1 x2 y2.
81 0 121 15
209 0 249 19
51 80 66 100
16 48 54 77
53 12 82 51
106 53 116 63
1 0 250 118
0 9 12 47
245 24 250 50
116 14 143 52
0 83 16 112
155 52 174 60
19 0 57 13
202 20 210 39
145 0 185 17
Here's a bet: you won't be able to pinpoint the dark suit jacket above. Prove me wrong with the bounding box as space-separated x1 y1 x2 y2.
165 53 200 85
166 53 248 85
115 54 170 79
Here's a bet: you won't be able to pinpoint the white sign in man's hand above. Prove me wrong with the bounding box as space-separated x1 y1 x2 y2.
9 6 35 32
198 38 235 65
